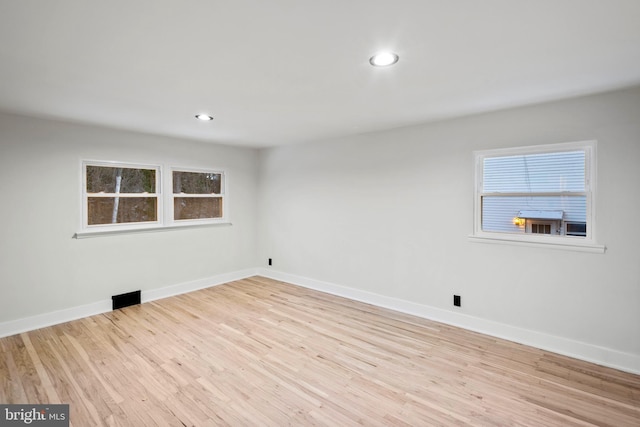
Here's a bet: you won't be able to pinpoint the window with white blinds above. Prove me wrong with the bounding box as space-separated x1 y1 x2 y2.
472 141 601 251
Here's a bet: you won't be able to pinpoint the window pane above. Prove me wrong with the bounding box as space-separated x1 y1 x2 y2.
87 166 156 193
88 197 157 225
532 224 552 234
174 197 222 220
483 150 585 193
482 195 586 233
566 222 587 236
173 171 221 194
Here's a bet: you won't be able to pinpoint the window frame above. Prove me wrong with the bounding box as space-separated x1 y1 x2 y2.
470 140 605 253
169 167 227 225
77 161 230 238
82 160 163 232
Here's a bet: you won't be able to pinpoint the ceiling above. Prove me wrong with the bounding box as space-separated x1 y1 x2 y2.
1 1 639 148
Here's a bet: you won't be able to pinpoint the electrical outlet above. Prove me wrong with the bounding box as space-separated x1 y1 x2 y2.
453 295 461 307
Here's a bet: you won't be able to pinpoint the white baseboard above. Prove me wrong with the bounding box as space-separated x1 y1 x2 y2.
0 299 113 340
142 268 258 303
258 268 640 375
3 267 637 375
0 268 259 339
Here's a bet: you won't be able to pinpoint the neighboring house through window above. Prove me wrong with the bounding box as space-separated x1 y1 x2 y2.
472 140 603 252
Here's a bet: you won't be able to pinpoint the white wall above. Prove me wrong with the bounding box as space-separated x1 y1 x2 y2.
0 112 259 325
258 87 640 372
1 87 638 373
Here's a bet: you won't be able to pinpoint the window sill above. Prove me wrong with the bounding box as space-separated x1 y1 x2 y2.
468 234 606 254
74 222 232 239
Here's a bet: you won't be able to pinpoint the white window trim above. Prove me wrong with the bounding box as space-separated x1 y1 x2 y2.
469 140 605 253
82 160 163 232
77 161 231 238
74 221 232 239
168 167 227 225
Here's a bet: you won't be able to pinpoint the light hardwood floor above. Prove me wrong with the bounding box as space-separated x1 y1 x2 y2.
1 276 639 426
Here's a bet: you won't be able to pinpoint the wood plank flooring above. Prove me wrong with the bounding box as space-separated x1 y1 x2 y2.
1 276 639 426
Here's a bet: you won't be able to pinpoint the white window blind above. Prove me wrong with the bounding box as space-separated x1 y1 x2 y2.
483 150 585 193
481 150 587 234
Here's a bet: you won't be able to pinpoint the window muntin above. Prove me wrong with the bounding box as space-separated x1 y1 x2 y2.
172 170 225 222
474 141 596 245
84 164 160 227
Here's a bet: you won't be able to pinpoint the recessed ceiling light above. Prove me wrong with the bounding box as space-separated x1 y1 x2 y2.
369 52 399 67
195 114 214 121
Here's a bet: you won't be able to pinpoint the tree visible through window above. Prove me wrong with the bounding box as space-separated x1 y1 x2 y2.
85 164 159 226
173 170 224 221
81 162 227 233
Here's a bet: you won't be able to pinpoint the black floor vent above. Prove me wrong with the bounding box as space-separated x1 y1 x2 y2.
112 290 141 310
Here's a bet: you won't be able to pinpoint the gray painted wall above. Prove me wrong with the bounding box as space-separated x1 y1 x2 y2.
0 113 259 323
1 87 638 372
258 87 640 366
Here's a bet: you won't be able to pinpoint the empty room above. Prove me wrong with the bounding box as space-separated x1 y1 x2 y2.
1 1 639 425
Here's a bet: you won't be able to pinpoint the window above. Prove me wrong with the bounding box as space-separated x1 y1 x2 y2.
84 162 160 228
566 222 587 237
472 141 603 252
172 169 224 222
80 162 228 235
530 222 552 235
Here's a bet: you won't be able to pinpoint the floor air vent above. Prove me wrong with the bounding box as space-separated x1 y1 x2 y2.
112 290 141 310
